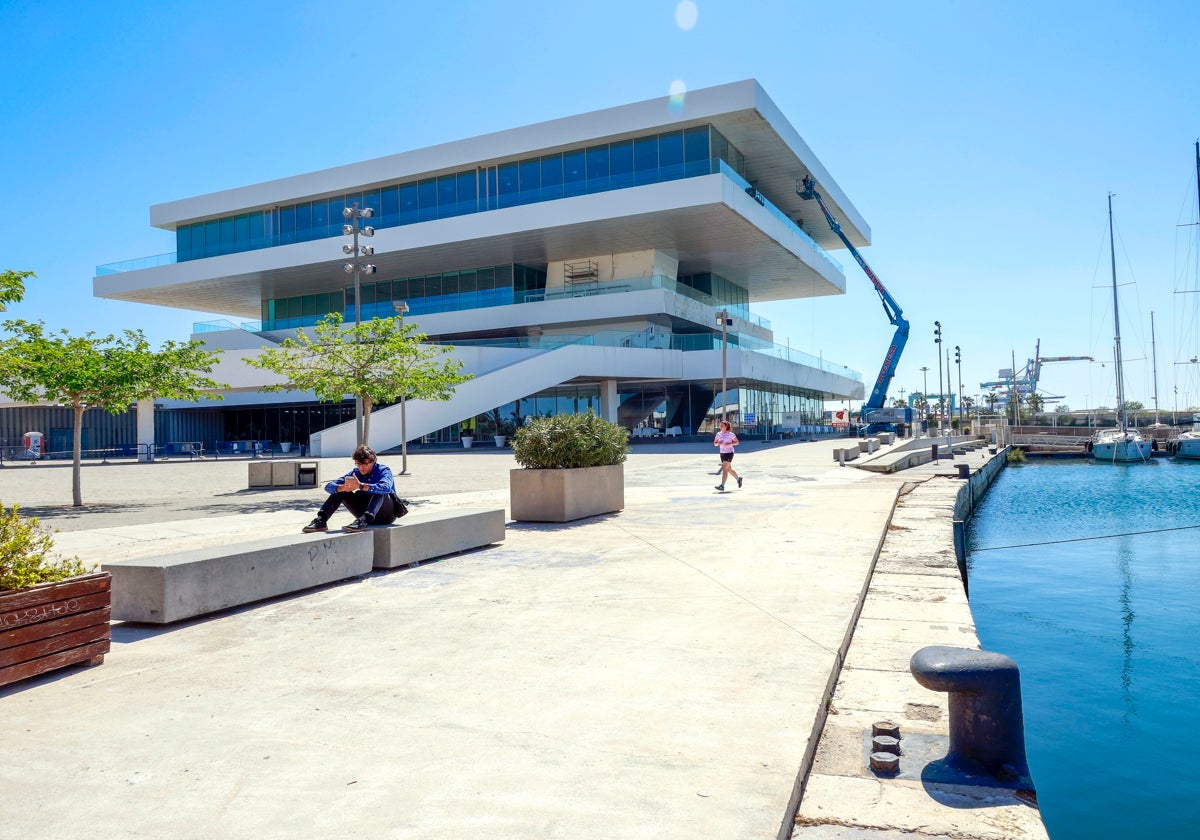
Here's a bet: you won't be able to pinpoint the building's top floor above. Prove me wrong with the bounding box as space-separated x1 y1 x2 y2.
148 79 869 254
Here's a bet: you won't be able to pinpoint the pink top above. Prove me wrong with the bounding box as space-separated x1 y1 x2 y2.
714 430 738 453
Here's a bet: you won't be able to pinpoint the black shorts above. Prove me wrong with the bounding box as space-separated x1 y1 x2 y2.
720 452 734 462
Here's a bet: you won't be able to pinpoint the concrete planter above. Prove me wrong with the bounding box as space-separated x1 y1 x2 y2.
509 464 624 522
1 572 111 688
462 436 474 449
494 435 507 448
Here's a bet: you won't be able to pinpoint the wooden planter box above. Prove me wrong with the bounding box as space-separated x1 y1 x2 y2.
509 464 624 522
1 572 111 688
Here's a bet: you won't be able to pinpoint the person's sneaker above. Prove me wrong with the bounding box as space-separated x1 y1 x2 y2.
343 517 369 532
737 476 743 488
302 518 327 533
715 484 725 491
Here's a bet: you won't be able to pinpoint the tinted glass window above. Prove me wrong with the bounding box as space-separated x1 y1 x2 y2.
218 217 235 253
497 163 518 208
380 186 399 227
399 183 418 224
518 158 540 204
418 179 437 221
541 154 563 199
563 150 585 197
609 140 633 188
684 126 711 176
312 202 328 236
457 171 477 215
585 144 609 192
634 136 658 184
202 220 218 257
294 204 311 238
659 130 684 179
437 175 457 218
279 206 295 244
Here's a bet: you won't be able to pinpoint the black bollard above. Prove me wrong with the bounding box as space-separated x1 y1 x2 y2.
910 645 1030 782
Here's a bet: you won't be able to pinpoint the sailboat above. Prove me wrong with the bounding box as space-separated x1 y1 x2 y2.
1091 193 1153 463
1170 142 1200 459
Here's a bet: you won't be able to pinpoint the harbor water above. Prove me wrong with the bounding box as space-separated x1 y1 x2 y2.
966 458 1200 839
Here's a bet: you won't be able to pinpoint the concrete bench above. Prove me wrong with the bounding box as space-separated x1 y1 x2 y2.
833 445 860 463
371 508 506 569
103 531 373 623
858 437 880 454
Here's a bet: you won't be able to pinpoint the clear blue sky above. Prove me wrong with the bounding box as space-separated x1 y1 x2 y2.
3 0 1198 415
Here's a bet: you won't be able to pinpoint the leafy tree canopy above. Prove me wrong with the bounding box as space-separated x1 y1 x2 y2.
0 320 225 506
1 320 224 412
247 313 471 444
0 269 33 310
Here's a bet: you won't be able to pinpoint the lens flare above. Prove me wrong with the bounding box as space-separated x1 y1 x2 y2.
668 79 687 114
675 1 699 32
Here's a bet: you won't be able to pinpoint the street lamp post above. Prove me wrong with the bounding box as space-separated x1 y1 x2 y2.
716 309 731 423
919 365 930 433
945 346 953 459
954 345 963 431
393 301 410 476
342 202 376 446
934 321 943 436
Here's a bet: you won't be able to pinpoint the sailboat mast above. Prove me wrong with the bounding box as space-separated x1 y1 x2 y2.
1109 193 1127 433
1152 311 1159 425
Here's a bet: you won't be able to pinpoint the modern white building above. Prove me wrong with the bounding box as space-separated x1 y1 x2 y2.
90 79 867 458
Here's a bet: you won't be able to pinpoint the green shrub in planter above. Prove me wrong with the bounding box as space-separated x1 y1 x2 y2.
511 412 629 470
0 503 89 591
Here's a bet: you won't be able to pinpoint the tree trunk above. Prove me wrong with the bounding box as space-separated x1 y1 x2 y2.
72 401 84 507
361 394 374 447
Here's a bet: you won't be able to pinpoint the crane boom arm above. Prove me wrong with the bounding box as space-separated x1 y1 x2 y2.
799 176 910 414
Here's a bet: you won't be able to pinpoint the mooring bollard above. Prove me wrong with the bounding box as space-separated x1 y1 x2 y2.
909 645 1030 782
957 462 969 479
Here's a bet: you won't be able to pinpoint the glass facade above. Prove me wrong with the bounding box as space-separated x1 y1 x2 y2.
177 125 743 262
262 263 547 331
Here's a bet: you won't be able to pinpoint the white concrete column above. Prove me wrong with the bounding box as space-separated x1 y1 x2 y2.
136 398 155 461
599 379 618 424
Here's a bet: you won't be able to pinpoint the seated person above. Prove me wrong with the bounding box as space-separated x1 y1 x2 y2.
302 445 401 533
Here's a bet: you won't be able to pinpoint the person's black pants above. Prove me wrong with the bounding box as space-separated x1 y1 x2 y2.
316 491 398 525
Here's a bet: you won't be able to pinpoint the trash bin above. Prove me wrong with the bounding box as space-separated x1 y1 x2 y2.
297 461 319 487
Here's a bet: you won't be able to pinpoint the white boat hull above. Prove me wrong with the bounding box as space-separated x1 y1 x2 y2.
1171 435 1200 459
1091 432 1152 462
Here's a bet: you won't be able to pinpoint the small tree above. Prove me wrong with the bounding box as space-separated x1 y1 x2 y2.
1 503 91 591
1026 392 1045 420
985 392 999 413
0 321 225 507
248 313 471 447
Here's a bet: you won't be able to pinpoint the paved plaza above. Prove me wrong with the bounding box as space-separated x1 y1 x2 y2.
2 439 977 838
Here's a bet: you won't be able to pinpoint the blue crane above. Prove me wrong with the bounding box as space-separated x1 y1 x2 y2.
798 176 911 434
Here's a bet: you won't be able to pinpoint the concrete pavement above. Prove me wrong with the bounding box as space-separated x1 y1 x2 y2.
0 439 1045 839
